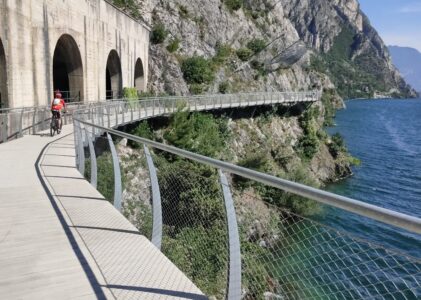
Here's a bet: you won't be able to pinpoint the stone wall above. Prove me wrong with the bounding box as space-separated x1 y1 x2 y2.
0 0 150 108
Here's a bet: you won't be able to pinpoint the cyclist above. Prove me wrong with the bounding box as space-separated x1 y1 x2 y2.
51 90 66 133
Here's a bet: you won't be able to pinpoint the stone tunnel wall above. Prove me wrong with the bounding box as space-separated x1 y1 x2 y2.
0 0 150 108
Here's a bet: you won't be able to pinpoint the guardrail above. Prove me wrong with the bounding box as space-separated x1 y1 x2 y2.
0 101 106 143
71 95 420 300
0 91 319 144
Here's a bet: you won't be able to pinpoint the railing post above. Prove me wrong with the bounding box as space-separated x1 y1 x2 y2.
43 107 48 131
85 127 97 189
100 106 104 128
1 113 7 143
122 102 125 124
137 100 140 119
32 108 38 135
115 104 118 126
106 106 111 128
76 122 85 176
130 103 134 122
143 145 163 250
107 133 122 211
152 98 155 116
219 170 241 300
18 109 24 138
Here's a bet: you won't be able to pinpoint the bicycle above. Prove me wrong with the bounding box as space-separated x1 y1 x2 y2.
50 110 61 137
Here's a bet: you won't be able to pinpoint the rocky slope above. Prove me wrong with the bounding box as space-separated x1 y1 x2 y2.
130 0 416 99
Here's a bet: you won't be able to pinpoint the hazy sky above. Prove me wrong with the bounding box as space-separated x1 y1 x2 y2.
359 0 421 51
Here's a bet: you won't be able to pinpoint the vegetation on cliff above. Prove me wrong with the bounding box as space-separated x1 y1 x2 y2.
310 26 414 99
85 96 360 298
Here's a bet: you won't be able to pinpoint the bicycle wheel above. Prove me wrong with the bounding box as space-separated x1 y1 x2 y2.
50 124 55 137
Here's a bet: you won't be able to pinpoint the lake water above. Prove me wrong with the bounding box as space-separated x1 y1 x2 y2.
274 99 420 299
324 99 421 258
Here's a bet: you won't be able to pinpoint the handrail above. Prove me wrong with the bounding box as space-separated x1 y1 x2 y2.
70 92 420 299
75 118 421 235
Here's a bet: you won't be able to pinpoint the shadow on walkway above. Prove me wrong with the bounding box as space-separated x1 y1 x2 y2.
34 135 108 300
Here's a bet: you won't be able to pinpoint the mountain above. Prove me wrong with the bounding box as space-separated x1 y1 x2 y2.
116 0 416 99
389 46 421 93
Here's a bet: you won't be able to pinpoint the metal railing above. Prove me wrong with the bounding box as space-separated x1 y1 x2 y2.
71 94 420 300
0 91 319 144
0 101 106 143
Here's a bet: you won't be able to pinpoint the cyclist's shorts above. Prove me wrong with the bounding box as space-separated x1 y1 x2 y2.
51 110 61 118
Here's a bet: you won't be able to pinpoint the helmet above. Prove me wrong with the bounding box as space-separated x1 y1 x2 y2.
54 90 62 98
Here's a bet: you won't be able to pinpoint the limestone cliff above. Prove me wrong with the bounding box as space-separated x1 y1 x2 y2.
134 0 416 99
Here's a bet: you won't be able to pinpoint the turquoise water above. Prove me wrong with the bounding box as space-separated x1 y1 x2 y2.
277 99 421 299
325 99 421 258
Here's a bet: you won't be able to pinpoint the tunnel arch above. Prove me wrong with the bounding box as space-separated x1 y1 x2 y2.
53 34 84 102
134 58 145 93
0 38 8 108
106 50 122 99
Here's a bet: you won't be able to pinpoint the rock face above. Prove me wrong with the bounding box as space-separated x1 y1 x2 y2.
283 0 416 98
143 0 415 98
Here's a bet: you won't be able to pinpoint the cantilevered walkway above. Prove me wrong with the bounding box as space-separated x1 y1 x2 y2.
5 92 419 299
0 92 318 299
0 125 205 299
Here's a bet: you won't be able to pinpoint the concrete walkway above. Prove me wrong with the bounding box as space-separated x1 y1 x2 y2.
0 125 205 299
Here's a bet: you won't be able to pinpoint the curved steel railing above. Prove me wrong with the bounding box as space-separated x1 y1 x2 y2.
70 94 420 299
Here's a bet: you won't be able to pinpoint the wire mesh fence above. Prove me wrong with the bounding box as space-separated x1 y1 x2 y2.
154 155 229 298
76 124 421 299
231 189 421 300
70 95 421 300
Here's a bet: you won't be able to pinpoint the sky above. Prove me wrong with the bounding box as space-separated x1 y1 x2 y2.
359 0 421 52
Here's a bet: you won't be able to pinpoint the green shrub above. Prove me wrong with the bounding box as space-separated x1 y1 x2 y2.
296 108 320 160
218 82 229 94
321 89 337 126
189 84 205 95
212 43 232 66
234 152 271 188
236 47 254 61
247 38 266 54
112 0 141 19
129 122 154 148
328 133 346 158
122 87 138 107
164 109 228 157
238 152 270 172
310 54 327 74
163 225 227 297
224 0 243 11
297 134 319 160
138 91 155 98
178 4 189 18
261 167 321 216
151 23 168 44
85 154 124 203
166 38 180 53
181 56 215 84
250 60 267 77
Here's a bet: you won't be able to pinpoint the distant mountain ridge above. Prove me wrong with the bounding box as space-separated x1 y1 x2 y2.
389 46 421 93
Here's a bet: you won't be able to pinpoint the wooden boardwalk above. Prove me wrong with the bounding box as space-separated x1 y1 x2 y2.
0 125 205 299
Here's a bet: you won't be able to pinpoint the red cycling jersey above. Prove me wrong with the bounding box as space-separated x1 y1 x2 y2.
51 98 66 111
